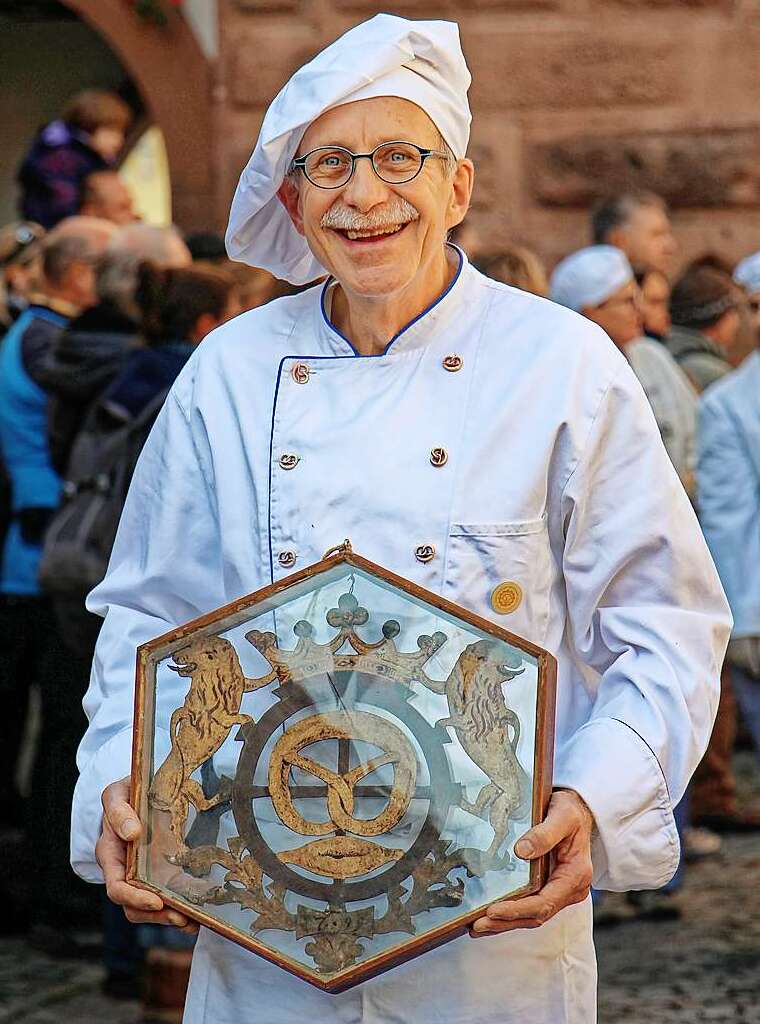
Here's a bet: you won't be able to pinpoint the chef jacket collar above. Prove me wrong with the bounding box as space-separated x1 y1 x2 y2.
314 243 467 357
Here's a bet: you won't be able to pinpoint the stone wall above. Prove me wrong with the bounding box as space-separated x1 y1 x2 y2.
216 0 760 270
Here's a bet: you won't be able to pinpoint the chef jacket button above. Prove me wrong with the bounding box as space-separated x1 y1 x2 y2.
414 544 436 564
491 581 523 615
279 453 300 470
442 354 463 372
291 362 310 384
278 550 297 569
430 447 448 468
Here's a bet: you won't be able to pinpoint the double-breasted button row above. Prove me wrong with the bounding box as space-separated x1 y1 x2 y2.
428 356 460 467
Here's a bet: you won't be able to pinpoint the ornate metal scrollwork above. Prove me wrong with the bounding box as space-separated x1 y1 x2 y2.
150 587 529 978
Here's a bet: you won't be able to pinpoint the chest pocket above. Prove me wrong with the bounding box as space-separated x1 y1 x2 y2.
443 518 551 649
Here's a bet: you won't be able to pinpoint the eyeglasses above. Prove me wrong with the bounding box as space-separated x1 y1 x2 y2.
291 141 449 190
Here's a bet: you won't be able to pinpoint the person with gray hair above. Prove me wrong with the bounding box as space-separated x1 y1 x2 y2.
591 190 677 275
37 223 191 475
74 16 729 1023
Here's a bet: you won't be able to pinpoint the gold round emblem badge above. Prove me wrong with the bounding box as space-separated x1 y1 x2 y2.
491 581 523 615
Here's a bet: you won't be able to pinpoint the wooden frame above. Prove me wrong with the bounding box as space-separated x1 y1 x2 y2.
127 546 556 992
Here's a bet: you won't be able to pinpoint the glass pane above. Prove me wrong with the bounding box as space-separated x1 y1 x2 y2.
133 559 547 987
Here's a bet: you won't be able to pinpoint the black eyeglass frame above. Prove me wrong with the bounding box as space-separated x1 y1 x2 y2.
290 140 449 190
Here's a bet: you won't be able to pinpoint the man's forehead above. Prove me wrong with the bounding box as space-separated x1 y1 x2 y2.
627 203 668 230
298 96 440 152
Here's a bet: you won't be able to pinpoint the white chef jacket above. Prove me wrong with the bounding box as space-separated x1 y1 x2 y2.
71 250 731 1024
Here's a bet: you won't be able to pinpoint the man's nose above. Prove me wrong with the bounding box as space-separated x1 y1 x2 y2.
340 156 391 212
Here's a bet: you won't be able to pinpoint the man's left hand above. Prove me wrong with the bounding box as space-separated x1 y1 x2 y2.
470 789 594 935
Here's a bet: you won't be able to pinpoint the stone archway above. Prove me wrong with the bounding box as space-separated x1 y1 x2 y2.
63 0 214 231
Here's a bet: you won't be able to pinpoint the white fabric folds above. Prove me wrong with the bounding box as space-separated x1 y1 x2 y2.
225 14 472 284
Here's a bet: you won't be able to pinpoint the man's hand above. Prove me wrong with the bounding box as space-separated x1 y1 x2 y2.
97 778 198 932
470 789 594 935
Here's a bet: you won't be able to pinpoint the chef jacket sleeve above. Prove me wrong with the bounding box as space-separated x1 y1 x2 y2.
553 362 731 892
71 388 224 883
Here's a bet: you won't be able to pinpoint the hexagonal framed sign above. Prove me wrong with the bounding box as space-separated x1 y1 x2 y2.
127 542 556 992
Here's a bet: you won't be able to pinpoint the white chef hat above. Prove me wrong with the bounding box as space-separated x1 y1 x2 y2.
225 14 472 285
734 251 760 294
550 245 634 312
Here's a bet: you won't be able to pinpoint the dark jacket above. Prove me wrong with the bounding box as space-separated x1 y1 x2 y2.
664 325 732 395
37 302 138 475
98 341 195 432
17 120 109 229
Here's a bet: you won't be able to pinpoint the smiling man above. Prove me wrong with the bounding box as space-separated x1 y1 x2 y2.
71 15 730 1024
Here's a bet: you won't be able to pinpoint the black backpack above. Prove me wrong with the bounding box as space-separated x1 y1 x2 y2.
38 388 168 651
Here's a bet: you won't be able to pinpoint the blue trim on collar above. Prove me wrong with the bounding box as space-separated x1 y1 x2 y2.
319 244 464 357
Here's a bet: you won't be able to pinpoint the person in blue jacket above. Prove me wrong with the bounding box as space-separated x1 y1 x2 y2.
0 215 114 949
698 345 760 765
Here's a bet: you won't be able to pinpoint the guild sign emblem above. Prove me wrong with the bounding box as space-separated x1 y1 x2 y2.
130 545 555 991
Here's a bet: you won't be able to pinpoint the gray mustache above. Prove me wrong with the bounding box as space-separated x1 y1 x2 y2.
321 198 420 232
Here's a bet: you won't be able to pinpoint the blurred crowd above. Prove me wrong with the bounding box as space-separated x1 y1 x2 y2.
1 89 759 1008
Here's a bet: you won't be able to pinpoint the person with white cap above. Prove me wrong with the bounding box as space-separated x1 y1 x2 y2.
734 249 760 345
551 244 698 494
549 244 641 343
71 15 730 1023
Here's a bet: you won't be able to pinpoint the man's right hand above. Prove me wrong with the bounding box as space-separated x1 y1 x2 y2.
97 777 198 931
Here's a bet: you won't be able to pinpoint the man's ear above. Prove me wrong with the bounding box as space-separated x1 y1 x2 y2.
445 159 475 233
277 177 305 237
606 227 626 251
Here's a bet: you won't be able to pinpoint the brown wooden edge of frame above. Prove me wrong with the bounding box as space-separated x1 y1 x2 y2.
126 547 558 990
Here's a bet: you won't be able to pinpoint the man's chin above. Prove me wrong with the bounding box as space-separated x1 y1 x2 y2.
337 264 414 299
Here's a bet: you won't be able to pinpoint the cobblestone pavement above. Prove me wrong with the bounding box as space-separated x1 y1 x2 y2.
597 752 760 1024
2 755 758 1023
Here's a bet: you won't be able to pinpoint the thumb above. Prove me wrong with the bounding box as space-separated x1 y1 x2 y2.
514 803 571 860
102 779 142 842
